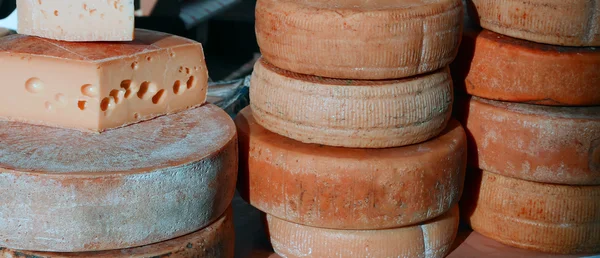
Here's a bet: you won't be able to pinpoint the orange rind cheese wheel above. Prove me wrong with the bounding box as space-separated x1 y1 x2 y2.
461 170 600 254
255 0 463 79
468 0 600 46
0 104 238 252
451 29 600 106
236 106 466 230
250 58 454 148
266 205 460 258
456 96 600 185
0 207 235 258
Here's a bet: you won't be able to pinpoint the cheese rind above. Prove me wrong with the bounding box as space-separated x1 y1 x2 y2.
17 0 135 41
451 29 600 106
250 59 454 148
462 170 600 254
0 207 235 258
469 0 600 46
255 0 463 79
456 96 600 185
267 205 459 258
236 107 466 229
0 104 238 252
0 29 208 132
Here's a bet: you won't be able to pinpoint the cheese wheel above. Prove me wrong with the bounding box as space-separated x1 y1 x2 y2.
456 96 600 185
0 207 235 258
451 29 600 106
266 205 459 258
236 107 466 230
461 170 600 254
469 0 600 46
255 0 463 80
0 104 238 252
250 58 454 148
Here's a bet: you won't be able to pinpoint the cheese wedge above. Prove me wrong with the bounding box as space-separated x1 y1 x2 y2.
255 0 463 79
0 207 235 258
0 104 237 252
469 0 600 46
250 58 454 148
0 29 208 132
236 107 466 230
267 205 459 258
456 96 600 185
17 0 135 41
451 29 600 106
462 170 600 254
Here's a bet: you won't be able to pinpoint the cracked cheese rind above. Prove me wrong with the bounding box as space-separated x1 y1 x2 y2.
236 107 466 230
0 104 237 252
0 29 208 132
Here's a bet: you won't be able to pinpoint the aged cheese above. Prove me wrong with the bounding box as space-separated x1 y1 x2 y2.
17 0 135 41
267 205 459 258
0 207 235 258
255 0 463 80
469 0 600 46
0 104 238 252
462 170 600 254
451 29 600 106
456 96 600 185
236 107 466 229
250 58 454 148
0 29 208 132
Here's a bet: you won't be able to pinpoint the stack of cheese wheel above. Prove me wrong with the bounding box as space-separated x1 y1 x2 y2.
237 0 467 257
0 1 236 257
452 1 600 255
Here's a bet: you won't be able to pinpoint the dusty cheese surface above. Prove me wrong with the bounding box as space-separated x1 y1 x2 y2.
236 107 466 230
0 104 238 252
255 0 463 79
462 170 600 254
250 58 454 148
0 207 235 258
18 0 135 41
267 205 459 258
0 29 208 132
469 0 600 46
451 29 600 106
457 96 600 185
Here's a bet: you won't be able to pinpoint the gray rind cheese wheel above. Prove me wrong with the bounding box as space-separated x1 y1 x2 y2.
0 207 235 258
250 58 454 148
469 0 600 46
0 104 238 252
256 0 463 79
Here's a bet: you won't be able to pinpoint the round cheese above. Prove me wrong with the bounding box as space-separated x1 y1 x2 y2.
0 104 238 252
255 0 463 80
456 96 600 185
0 207 235 258
267 205 459 258
469 0 600 46
236 107 466 230
250 58 454 148
462 170 600 254
451 29 600 106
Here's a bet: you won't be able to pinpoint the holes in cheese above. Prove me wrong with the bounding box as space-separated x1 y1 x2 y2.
236 107 466 229
451 29 600 106
0 29 209 132
461 170 600 254
250 58 454 148
456 96 600 185
0 207 235 258
0 104 237 252
255 0 463 79
266 205 460 258
468 0 600 46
